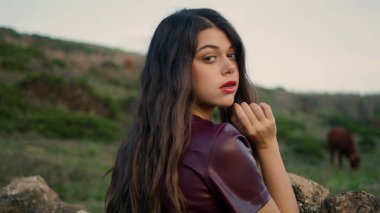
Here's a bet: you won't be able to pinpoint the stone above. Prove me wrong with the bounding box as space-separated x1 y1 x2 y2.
320 191 380 213
289 173 330 213
2 174 379 213
0 176 88 213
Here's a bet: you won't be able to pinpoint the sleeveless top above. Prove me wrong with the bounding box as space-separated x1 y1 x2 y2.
163 115 270 212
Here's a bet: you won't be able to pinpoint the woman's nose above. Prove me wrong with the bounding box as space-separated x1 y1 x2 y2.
221 57 237 75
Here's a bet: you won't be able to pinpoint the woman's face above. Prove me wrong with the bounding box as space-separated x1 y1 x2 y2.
191 27 239 115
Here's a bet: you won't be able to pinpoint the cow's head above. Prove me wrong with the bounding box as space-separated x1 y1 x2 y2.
349 153 360 169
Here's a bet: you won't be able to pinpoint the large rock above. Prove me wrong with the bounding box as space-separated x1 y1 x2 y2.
320 191 380 213
0 176 88 213
289 173 330 213
1 174 379 213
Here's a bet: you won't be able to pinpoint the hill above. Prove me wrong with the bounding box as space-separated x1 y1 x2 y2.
0 27 144 141
0 27 379 212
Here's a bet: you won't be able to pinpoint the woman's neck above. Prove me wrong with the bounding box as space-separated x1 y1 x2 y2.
191 105 214 121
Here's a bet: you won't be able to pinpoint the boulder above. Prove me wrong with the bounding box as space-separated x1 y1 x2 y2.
321 191 380 213
1 174 379 213
289 173 331 213
0 176 88 213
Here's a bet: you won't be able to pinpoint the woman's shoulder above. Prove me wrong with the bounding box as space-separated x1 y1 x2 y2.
183 115 254 177
192 115 241 140
210 123 253 160
190 115 251 153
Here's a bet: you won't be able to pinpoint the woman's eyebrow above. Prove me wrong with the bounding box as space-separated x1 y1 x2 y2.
196 44 235 53
196 44 219 53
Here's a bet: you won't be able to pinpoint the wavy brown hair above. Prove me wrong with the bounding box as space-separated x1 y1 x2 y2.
106 8 256 213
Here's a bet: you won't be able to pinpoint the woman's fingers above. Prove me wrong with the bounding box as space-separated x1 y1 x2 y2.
259 102 275 121
233 103 253 131
241 102 258 124
249 103 266 121
233 102 275 130
232 102 277 149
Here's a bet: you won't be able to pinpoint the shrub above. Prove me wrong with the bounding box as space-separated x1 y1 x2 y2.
18 73 120 118
0 84 121 142
276 115 305 139
286 134 325 163
0 42 46 71
359 136 377 153
23 108 120 141
328 113 380 137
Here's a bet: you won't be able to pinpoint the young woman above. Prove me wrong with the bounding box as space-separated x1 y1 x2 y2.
106 8 298 213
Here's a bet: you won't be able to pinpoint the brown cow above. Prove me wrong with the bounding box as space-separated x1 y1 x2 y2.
123 56 135 71
327 127 360 169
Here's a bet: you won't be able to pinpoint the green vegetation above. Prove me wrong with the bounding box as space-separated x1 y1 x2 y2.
327 113 380 137
0 136 116 212
18 73 121 118
0 42 45 71
283 145 380 195
0 83 120 141
0 27 379 212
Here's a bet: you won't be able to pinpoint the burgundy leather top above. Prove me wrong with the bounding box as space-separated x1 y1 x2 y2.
164 115 270 212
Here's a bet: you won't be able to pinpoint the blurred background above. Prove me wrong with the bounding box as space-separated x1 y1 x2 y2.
0 0 379 212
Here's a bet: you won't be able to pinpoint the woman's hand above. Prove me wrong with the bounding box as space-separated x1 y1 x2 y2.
231 102 278 151
232 102 300 212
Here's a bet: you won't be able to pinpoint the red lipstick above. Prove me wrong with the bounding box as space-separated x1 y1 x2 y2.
220 81 237 93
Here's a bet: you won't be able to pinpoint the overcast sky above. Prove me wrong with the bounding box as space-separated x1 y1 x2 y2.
1 0 379 94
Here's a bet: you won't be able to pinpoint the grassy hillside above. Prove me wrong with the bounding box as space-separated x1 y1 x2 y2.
0 27 379 212
0 27 142 212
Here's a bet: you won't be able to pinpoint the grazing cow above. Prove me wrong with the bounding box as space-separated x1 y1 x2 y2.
123 56 135 71
327 127 360 169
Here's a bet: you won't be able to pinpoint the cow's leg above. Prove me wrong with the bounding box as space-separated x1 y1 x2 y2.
330 149 335 165
338 152 343 168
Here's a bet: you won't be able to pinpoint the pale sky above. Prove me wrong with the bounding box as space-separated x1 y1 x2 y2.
1 0 379 94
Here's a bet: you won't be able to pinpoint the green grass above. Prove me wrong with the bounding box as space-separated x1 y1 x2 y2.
0 83 122 141
282 140 380 196
332 115 380 137
1 133 377 213
0 41 46 71
0 41 67 72
1 26 379 212
0 135 118 213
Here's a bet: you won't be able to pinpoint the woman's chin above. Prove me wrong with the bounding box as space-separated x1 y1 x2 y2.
218 100 235 107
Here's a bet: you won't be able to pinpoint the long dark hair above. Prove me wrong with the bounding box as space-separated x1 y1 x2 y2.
106 8 256 213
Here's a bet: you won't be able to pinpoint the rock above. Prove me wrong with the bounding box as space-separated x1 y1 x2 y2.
0 176 89 213
320 191 380 213
289 173 330 213
1 174 379 213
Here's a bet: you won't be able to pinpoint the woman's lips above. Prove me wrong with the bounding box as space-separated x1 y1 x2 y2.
220 81 237 93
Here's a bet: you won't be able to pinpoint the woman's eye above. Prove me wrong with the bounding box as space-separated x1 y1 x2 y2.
203 56 216 63
228 52 237 60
